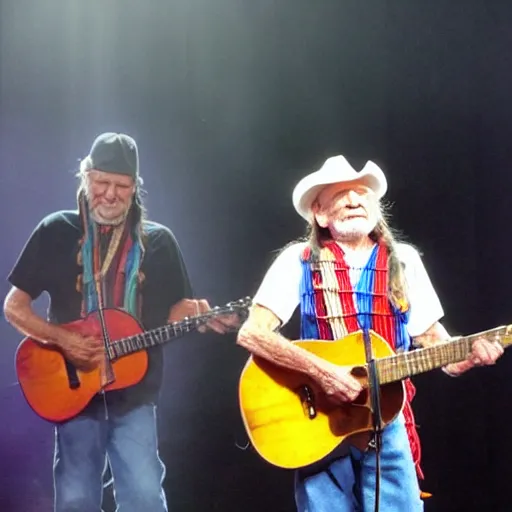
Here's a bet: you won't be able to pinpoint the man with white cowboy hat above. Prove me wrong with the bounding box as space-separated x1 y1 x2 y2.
237 154 503 511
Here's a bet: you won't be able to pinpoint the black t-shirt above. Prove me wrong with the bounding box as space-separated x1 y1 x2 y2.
8 210 192 409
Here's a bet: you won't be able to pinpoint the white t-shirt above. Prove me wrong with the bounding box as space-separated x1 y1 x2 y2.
253 242 444 338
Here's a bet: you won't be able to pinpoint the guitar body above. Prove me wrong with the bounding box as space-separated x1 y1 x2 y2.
15 309 148 423
238 330 405 469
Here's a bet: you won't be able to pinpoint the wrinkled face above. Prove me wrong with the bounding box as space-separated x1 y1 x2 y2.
312 181 379 242
85 169 135 225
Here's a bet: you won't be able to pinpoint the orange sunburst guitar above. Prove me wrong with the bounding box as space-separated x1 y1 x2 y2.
239 325 512 470
16 297 251 423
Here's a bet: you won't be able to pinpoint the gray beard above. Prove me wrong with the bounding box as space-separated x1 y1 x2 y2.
85 187 132 226
89 208 128 226
330 218 377 241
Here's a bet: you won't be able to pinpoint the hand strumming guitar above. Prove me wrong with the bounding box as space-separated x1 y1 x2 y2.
316 360 363 404
168 298 243 334
54 330 105 372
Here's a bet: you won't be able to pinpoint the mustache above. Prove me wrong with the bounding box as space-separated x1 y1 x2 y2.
331 205 367 218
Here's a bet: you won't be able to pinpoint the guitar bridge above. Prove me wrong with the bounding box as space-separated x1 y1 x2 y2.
296 384 317 419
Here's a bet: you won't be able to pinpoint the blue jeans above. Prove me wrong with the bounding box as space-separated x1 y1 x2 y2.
53 399 167 512
294 415 423 512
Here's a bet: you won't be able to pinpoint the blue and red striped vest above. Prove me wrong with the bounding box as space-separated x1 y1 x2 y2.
299 240 423 479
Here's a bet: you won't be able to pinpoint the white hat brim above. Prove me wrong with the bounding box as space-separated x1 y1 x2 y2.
292 157 387 221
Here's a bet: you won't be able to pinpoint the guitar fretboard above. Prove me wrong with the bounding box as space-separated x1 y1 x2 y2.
107 320 199 360
377 325 512 384
104 299 250 360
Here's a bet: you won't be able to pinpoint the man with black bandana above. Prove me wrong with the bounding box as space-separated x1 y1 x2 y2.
4 132 234 511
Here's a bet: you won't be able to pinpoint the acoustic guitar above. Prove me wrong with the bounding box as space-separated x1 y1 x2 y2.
16 297 251 422
238 325 511 469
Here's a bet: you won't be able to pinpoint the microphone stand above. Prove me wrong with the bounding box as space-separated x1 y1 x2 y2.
94 275 115 420
363 329 382 512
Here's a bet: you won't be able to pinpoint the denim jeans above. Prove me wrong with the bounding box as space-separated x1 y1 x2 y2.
294 415 424 512
53 398 167 512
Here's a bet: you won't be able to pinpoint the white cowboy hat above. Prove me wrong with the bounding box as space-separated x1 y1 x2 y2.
292 155 388 221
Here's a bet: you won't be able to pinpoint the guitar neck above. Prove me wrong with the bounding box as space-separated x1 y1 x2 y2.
377 325 512 384
106 300 249 360
107 318 201 359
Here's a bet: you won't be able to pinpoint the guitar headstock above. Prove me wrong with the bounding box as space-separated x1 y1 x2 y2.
467 324 512 348
226 296 252 310
191 296 251 332
213 296 252 319
499 324 512 347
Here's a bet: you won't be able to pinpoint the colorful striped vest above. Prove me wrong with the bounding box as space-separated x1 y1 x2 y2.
299 240 423 479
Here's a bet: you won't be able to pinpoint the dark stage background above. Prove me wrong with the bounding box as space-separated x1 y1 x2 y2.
1 1 512 511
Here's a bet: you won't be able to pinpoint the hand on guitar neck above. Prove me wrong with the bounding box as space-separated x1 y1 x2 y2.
169 298 243 334
443 336 504 376
415 321 505 377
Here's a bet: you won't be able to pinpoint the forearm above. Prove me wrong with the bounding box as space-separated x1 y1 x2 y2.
413 321 451 348
237 305 368 402
237 323 333 385
4 296 66 347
